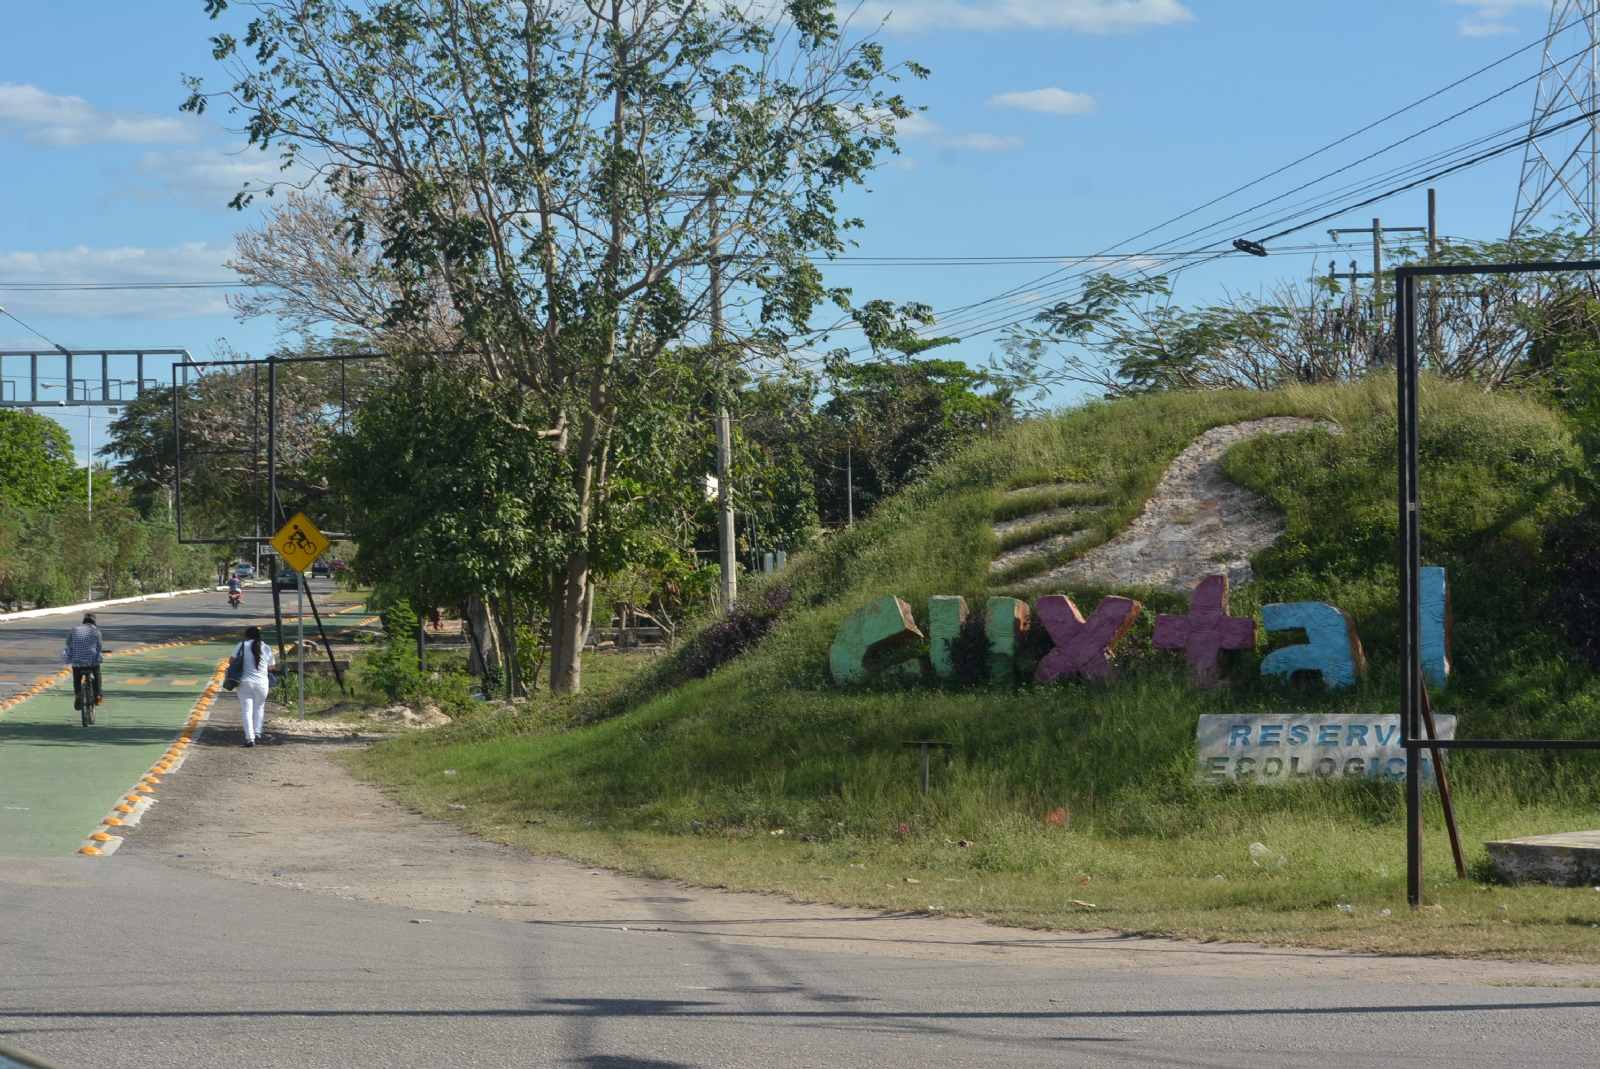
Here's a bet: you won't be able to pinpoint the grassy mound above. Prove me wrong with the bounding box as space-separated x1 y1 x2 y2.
352 379 1600 957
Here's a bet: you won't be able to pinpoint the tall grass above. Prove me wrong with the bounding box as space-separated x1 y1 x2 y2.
354 380 1600 911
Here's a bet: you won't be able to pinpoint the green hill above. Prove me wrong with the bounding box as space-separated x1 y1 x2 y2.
352 379 1600 958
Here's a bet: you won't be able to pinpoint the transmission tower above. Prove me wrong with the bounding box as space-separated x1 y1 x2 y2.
1511 0 1600 235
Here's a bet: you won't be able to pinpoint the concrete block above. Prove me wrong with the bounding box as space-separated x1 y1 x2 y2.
1259 601 1366 690
927 596 968 679
1151 574 1256 687
1033 594 1142 683
1487 830 1600 886
985 597 1030 681
829 595 924 685
1421 566 1451 689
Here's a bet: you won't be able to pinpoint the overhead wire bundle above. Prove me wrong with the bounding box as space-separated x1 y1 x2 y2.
845 14 1588 347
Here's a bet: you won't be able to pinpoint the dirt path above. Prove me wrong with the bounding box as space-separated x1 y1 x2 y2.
115 722 1600 987
1023 416 1334 594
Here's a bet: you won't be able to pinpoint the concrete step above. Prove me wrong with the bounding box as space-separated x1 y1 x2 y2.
1486 830 1600 886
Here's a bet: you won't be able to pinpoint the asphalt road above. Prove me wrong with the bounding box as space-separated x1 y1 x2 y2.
4 587 1599 1068
0 581 351 705
0 855 1596 1069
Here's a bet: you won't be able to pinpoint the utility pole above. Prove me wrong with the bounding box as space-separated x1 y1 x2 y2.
711 203 736 610
1428 188 1439 259
846 442 853 526
1329 195 1433 367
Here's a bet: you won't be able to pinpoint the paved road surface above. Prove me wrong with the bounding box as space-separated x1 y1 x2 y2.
2 854 1597 1069
0 582 364 855
4 588 1598 1068
0 581 349 705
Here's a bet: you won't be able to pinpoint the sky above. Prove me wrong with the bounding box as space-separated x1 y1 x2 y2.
0 0 1583 462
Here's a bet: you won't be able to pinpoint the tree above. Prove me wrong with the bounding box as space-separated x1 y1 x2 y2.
0 409 75 509
331 362 579 697
188 0 920 693
1005 228 1600 398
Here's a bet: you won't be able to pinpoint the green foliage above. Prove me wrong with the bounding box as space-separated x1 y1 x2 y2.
332 363 577 611
350 383 1600 864
0 409 74 509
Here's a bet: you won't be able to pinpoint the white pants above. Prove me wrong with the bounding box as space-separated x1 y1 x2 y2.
238 682 270 741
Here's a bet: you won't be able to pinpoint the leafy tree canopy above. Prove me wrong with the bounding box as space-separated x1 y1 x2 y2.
0 409 75 509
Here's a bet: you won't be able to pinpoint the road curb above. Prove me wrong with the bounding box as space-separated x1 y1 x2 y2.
78 656 230 856
0 588 210 624
0 604 371 723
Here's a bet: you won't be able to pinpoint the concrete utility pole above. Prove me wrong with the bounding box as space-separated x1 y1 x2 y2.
1428 188 1439 259
711 205 736 610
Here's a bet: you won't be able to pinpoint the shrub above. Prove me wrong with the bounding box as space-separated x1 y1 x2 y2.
682 588 791 679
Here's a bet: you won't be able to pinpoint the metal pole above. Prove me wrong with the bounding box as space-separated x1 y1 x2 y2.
1398 272 1424 908
297 575 305 721
921 744 930 797
711 202 736 610
300 581 347 692
417 617 427 673
85 409 92 518
267 357 287 672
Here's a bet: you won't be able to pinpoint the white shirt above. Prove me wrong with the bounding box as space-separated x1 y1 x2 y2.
232 640 277 690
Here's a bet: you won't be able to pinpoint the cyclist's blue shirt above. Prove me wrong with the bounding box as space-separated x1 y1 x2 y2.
63 624 104 666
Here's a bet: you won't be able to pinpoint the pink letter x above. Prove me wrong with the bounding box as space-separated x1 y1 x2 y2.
1032 594 1143 683
1151 574 1256 687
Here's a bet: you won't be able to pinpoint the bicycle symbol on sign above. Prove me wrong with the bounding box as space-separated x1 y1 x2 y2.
284 525 316 554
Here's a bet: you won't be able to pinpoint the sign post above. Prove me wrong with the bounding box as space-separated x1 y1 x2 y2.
270 513 331 721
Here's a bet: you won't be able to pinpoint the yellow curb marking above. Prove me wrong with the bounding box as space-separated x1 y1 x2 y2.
82 654 231 856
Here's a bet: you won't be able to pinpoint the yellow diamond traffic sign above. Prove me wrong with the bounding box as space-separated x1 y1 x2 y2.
270 513 331 574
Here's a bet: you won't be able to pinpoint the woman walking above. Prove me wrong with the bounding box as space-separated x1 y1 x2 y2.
233 626 277 747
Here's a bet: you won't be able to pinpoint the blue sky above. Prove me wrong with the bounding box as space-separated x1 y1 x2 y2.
0 0 1578 460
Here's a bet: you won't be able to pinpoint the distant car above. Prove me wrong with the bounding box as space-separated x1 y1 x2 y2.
329 559 347 572
234 563 255 579
273 569 303 591
310 560 331 578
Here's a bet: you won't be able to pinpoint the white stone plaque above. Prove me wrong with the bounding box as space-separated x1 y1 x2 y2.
1196 713 1456 784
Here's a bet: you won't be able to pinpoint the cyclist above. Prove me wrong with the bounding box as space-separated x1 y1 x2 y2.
62 612 104 713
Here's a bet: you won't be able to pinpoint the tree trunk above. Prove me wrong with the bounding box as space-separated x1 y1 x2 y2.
549 548 592 694
464 595 501 678
491 588 522 700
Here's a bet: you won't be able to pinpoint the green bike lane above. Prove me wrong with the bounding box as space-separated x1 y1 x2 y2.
0 638 234 856
0 599 373 856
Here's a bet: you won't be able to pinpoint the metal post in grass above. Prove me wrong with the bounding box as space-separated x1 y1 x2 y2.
1392 257 1600 908
903 741 952 797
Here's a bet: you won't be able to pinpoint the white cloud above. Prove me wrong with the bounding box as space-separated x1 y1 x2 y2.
1451 0 1543 37
0 83 208 147
893 111 1025 150
0 243 236 320
119 143 313 211
987 88 1097 115
860 0 1193 33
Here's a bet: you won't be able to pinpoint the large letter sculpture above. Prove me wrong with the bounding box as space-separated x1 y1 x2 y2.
927 595 968 679
1258 602 1365 689
830 595 925 685
1421 566 1451 689
1033 594 1142 683
986 597 1031 681
1151 574 1257 687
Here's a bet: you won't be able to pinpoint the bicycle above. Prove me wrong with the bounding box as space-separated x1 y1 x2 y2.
72 664 103 727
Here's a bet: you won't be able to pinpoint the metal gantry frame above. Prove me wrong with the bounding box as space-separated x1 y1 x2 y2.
1395 259 1600 908
0 348 190 407
172 349 386 691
